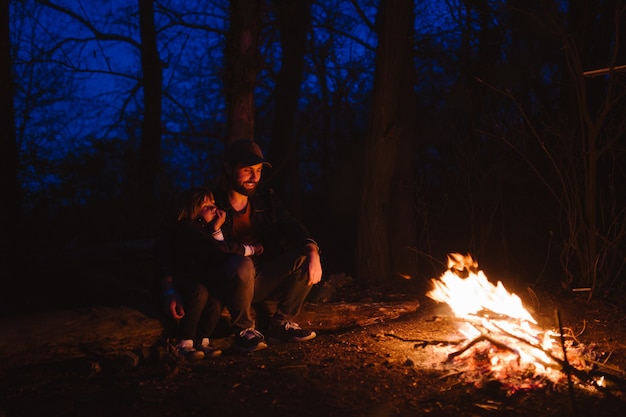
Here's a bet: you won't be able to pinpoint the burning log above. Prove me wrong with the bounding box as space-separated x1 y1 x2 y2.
447 333 521 361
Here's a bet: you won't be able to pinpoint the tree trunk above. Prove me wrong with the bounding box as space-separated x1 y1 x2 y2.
116 0 163 238
356 0 417 288
268 0 311 216
0 0 19 273
136 0 163 190
225 0 262 144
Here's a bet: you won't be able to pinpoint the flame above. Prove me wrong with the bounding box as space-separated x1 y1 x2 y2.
427 253 566 386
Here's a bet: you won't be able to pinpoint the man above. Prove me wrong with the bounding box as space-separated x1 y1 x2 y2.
210 138 323 353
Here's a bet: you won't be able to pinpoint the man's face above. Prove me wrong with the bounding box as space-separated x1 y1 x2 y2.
231 162 263 196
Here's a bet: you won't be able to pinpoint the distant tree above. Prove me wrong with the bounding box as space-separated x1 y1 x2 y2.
470 1 626 299
11 2 88 207
443 0 514 269
15 1 229 241
356 0 417 289
555 1 626 298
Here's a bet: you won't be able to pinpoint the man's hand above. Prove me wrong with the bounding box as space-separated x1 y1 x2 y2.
252 243 264 256
305 244 322 286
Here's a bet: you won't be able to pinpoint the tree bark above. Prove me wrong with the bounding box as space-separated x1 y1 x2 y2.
119 0 163 238
0 0 19 273
268 0 312 216
136 0 163 189
225 0 262 144
269 0 311 216
356 0 417 288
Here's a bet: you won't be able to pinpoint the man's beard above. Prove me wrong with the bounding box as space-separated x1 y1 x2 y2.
232 178 257 196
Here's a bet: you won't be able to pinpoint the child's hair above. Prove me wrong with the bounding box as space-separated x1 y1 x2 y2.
176 186 214 222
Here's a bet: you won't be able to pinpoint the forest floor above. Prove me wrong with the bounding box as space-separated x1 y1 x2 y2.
2 270 626 417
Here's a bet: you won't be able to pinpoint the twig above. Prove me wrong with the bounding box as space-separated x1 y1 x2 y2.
585 358 626 375
557 309 579 417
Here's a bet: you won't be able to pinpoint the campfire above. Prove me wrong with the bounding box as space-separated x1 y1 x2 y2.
425 253 611 394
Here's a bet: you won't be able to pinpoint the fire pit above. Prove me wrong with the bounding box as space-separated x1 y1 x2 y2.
411 253 620 395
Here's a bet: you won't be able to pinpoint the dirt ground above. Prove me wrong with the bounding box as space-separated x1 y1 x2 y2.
2 276 626 417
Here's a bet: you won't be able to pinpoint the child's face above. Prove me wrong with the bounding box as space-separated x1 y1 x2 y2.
199 195 218 223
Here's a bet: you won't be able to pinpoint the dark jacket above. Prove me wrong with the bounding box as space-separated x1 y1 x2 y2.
212 186 319 259
154 217 249 286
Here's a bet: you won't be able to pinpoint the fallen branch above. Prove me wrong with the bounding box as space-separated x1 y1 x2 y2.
382 333 464 348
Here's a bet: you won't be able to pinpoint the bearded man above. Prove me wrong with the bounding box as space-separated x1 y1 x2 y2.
210 139 322 353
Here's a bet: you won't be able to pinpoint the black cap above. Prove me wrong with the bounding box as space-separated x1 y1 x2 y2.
225 139 272 168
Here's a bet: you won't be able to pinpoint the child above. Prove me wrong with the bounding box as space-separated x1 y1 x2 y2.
155 186 264 360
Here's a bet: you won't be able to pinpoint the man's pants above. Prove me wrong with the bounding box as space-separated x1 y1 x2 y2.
216 250 312 333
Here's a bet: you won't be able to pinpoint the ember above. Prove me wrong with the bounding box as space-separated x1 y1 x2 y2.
426 253 602 393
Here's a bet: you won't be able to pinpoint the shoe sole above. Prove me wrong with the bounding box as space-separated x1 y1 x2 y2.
182 352 205 361
202 349 223 359
268 331 317 344
235 341 268 353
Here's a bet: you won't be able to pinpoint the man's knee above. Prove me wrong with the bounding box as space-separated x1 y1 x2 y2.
230 255 256 283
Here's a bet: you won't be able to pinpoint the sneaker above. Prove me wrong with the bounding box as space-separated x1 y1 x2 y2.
177 339 205 361
197 337 222 359
234 328 268 353
267 320 316 343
